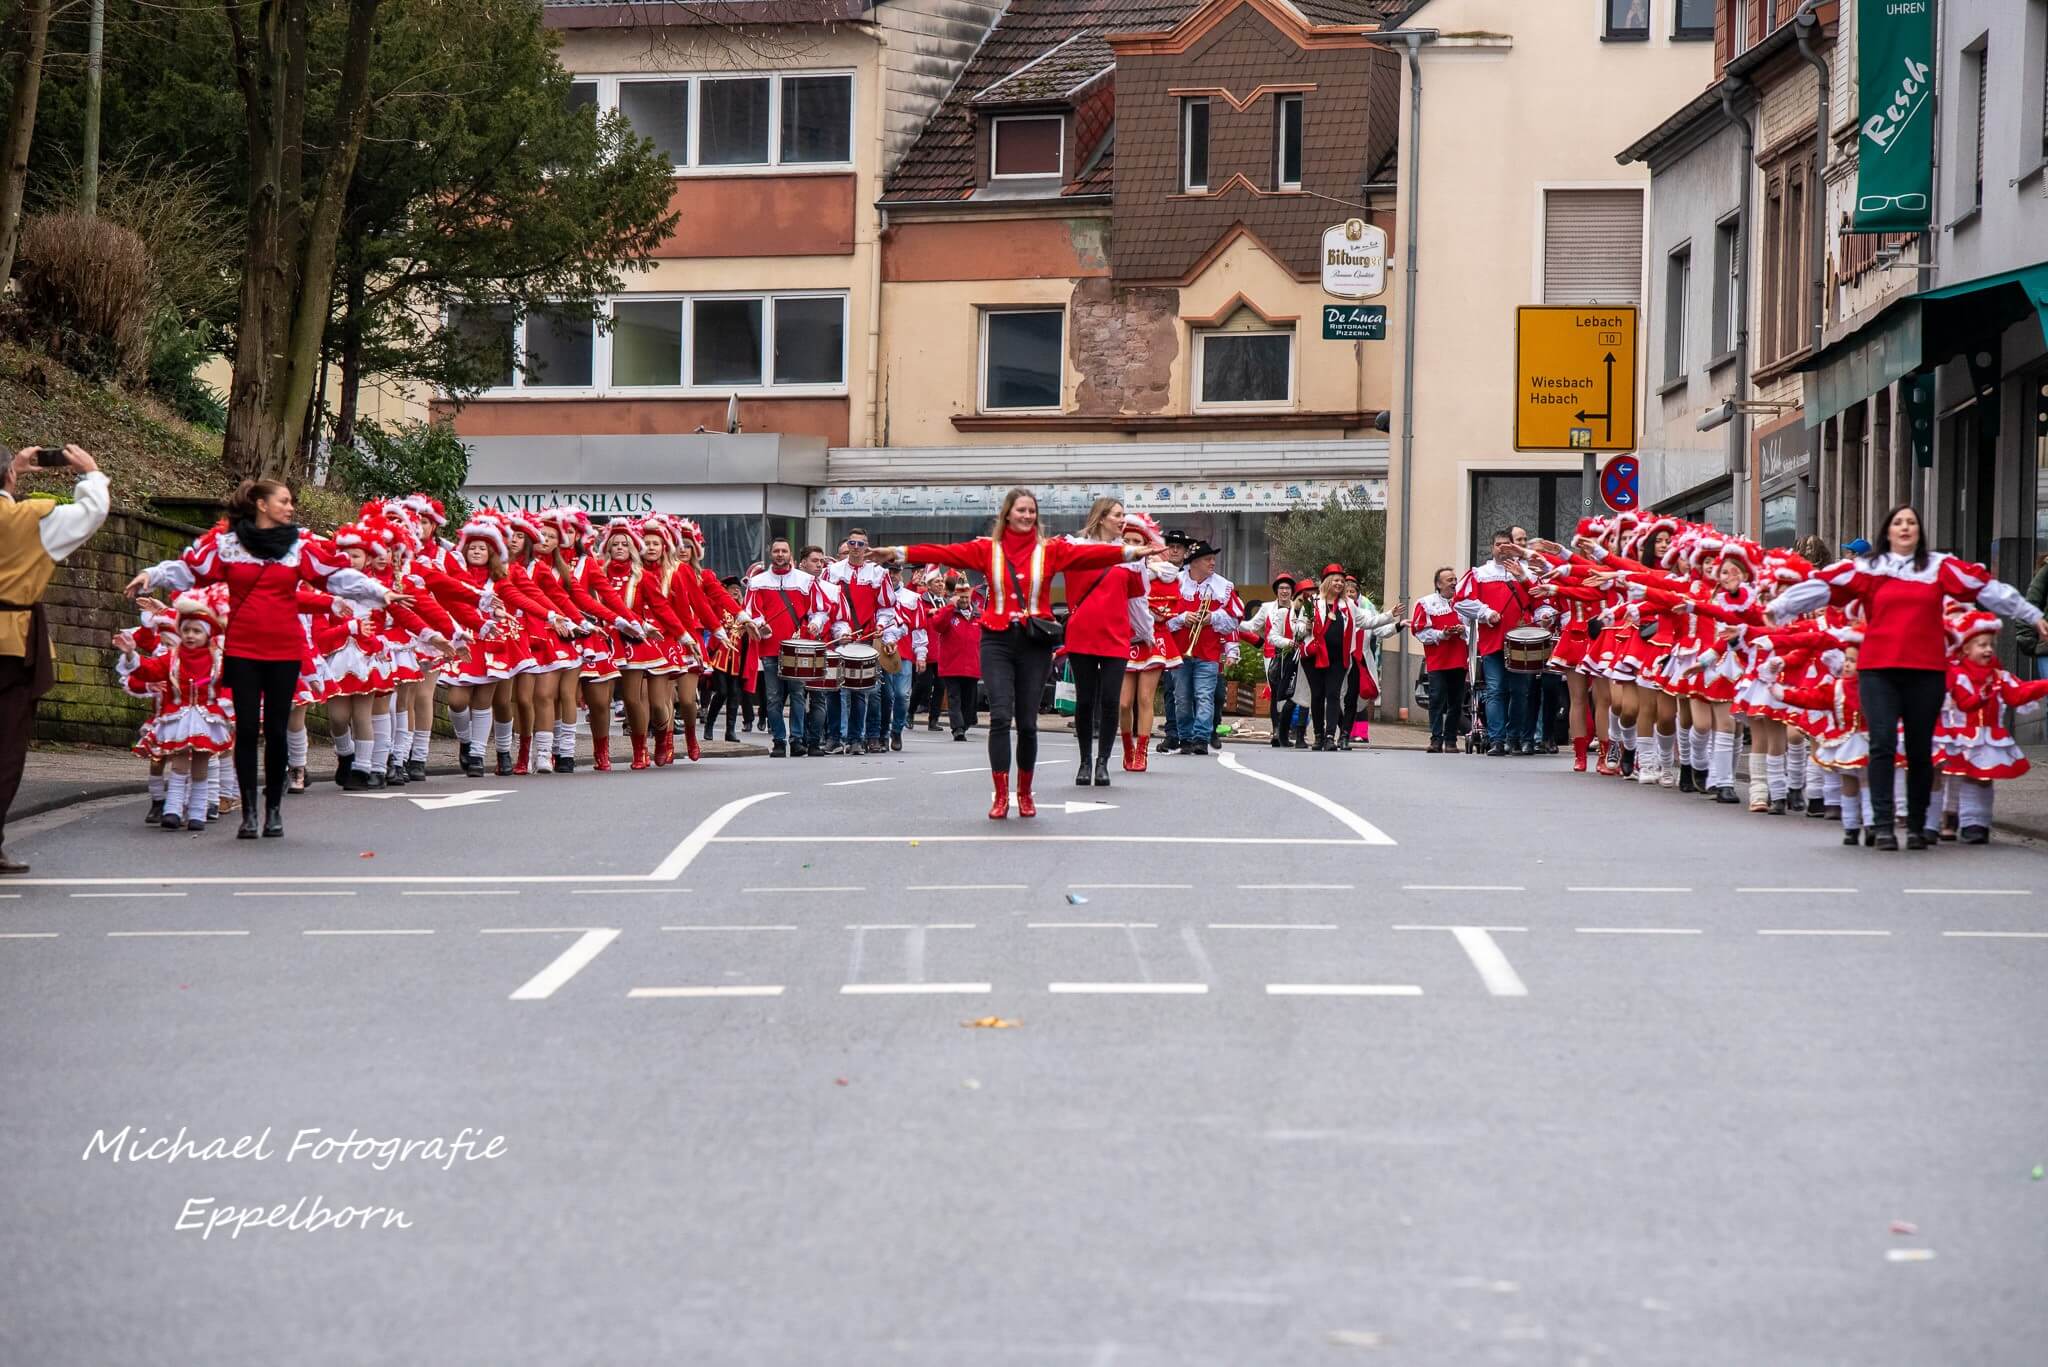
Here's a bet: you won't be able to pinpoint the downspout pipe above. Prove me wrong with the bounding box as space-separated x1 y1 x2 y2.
1794 2 1829 539
1715 77 1755 537
1377 27 1434 719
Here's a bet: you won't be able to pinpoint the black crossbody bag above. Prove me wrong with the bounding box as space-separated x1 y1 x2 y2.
1001 548 1065 648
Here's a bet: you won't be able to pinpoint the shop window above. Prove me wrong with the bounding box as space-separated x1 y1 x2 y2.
981 309 1063 411
1468 472 1581 564
1606 0 1650 40
1181 98 1209 193
991 116 1062 178
1274 95 1303 190
1195 330 1293 408
1762 492 1798 548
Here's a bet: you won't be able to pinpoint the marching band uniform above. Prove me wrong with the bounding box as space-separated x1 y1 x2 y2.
740 561 819 756
1166 557 1240 756
1410 590 1472 752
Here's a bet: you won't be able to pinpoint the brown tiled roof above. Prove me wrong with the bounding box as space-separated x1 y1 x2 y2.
1282 0 1404 24
970 34 1116 106
882 0 1199 204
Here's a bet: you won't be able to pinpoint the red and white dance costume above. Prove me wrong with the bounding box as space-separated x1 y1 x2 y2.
596 522 690 770
117 594 233 830
1934 613 2048 838
1776 658 1872 840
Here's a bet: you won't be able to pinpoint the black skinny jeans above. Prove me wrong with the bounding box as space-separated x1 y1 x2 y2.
1067 652 1126 763
981 627 1055 774
222 656 299 809
1267 656 1296 735
944 677 978 736
1303 662 1345 745
1860 667 1946 831
1427 667 1468 743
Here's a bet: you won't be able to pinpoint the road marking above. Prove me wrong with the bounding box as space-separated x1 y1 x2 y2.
1435 926 1529 997
906 884 1027 892
1393 924 1527 933
845 923 976 931
716 836 1378 846
106 930 249 937
662 924 797 933
402 890 515 898
650 790 787 881
1942 930 2048 938
12 874 667 888
932 767 985 775
1238 884 1352 891
1736 887 1856 894
1070 883 1191 890
72 892 186 900
824 777 893 787
0 932 58 938
479 926 598 934
1180 926 1216 984
746 886 864 894
1566 886 1694 894
1216 751 1396 845
1049 982 1209 994
1886 1249 1937 1263
1028 922 1157 929
1402 884 1525 893
1757 929 1891 937
841 983 991 995
1904 888 2033 897
1266 984 1423 997
234 890 357 899
508 927 620 1001
0 893 18 899
573 888 691 896
1576 927 1703 935
628 985 784 999
1209 923 1338 931
303 928 433 936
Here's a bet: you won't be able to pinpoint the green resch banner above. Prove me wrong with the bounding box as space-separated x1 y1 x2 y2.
1854 0 1936 232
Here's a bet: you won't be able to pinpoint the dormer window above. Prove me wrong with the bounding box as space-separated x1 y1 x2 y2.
991 116 1064 178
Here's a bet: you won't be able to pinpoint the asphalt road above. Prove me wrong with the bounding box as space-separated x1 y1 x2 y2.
4 728 2045 1366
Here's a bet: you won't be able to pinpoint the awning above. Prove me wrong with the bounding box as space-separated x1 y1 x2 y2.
1804 261 2048 429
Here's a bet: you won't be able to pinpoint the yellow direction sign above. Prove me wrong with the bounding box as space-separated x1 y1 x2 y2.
1515 305 1637 452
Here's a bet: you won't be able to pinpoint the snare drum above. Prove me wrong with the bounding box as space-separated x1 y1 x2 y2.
831 641 880 691
780 638 829 685
1503 625 1557 675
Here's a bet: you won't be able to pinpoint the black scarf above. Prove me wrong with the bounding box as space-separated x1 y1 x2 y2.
233 518 300 560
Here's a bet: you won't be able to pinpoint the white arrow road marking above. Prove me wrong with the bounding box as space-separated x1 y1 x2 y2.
1052 801 1118 814
651 791 786 881
345 789 514 810
507 927 620 1001
1215 752 1396 845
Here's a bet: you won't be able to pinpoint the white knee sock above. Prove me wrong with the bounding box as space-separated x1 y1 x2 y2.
208 765 223 806
1765 752 1787 800
371 713 392 772
451 707 471 746
534 729 554 771
1862 786 1875 824
393 718 411 768
1822 770 1841 806
555 722 575 761
1841 787 1862 831
165 771 189 821
1942 775 1961 817
1675 727 1691 769
411 728 430 762
185 770 209 823
1658 731 1675 774
1620 722 1637 754
287 726 308 769
332 727 354 758
1959 779 1993 830
1692 727 1712 771
148 773 166 802
1710 731 1737 790
493 718 513 755
1787 738 1808 790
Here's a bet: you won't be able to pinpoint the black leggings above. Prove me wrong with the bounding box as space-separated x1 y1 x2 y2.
1267 657 1296 734
944 677 977 736
1303 662 1345 744
223 655 299 808
1860 666 1946 831
981 627 1055 774
1427 667 1468 743
1068 652 1126 763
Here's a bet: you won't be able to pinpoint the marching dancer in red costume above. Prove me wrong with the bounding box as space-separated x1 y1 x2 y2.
115 593 233 832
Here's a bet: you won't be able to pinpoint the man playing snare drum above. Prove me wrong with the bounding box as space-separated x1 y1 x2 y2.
1455 530 1538 757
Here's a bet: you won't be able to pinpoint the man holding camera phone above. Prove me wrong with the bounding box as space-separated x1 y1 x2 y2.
2 444 110 873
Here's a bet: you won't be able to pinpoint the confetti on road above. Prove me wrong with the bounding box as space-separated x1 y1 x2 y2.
962 1017 1019 1029
358 851 375 859
2033 1165 2043 1181
1066 893 1089 905
1327 1329 1385 1348
1890 1220 1918 1235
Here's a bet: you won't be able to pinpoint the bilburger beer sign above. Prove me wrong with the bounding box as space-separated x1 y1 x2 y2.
1321 219 1386 299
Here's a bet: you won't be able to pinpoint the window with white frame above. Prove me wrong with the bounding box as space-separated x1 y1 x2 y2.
1195 328 1293 408
571 71 854 171
990 116 1063 178
459 293 847 395
980 309 1063 411
1182 98 1210 193
1663 242 1690 382
1274 94 1303 190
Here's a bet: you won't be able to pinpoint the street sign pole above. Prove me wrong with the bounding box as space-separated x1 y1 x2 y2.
1581 452 1596 524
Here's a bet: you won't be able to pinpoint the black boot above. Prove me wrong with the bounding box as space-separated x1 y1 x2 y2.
725 721 738 743
1787 787 1805 812
407 758 427 782
1076 758 1093 786
237 806 260 839
1715 786 1738 804
1093 755 1111 787
1677 765 1696 794
145 798 165 825
334 754 354 788
263 804 284 838
495 749 514 776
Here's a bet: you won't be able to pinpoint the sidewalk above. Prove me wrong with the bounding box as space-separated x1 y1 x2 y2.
11 729 770 823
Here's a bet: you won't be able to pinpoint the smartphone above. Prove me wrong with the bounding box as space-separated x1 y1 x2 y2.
34 446 67 468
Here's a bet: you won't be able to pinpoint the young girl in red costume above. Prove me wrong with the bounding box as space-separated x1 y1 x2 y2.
636 519 695 767
667 519 742 762
597 520 687 771
116 593 233 831
527 508 605 772
435 516 531 777
503 513 583 774
1937 612 2048 843
1775 640 1871 845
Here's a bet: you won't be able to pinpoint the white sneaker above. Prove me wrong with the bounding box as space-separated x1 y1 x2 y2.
1635 761 1660 784
1658 766 1678 788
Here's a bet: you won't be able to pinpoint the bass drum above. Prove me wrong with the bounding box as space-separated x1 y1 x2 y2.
1503 626 1557 675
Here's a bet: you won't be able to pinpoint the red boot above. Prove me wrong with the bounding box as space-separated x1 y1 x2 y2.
988 770 1010 820
630 732 651 770
1596 742 1619 777
684 729 701 762
654 728 675 766
1016 770 1036 818
1120 730 1135 771
513 736 531 776
1133 736 1150 772
1572 735 1590 773
592 736 612 772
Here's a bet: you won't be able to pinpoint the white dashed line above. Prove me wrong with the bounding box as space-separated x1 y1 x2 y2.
1439 926 1529 997
845 923 975 931
1756 929 1891 937
1576 927 1703 935
234 891 356 898
0 932 58 938
931 767 985 775
105 930 248 937
1027 922 1157 929
72 892 186 900
1905 888 2033 897
1049 982 1209 995
1565 886 1694 894
824 777 894 787
573 887 692 896
478 926 597 934
906 884 1027 891
1208 923 1338 931
1216 752 1397 844
1237 884 1352 891
1393 924 1528 933
1886 1249 1937 1263
1402 885 1525 893
629 985 785 999
1736 887 1856 894
1068 883 1192 890
1266 984 1422 997
746 886 864 894
402 890 516 898
841 983 991 995
302 928 433 936
1942 930 2048 939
